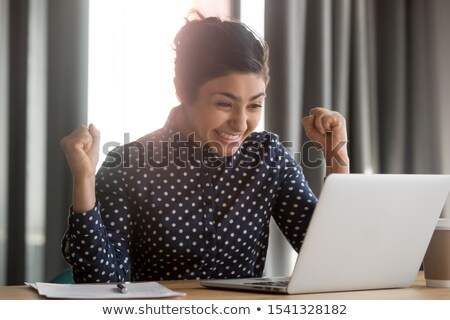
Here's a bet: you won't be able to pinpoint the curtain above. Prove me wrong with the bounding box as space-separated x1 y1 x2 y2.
263 0 450 275
45 0 89 284
0 0 9 285
0 0 88 285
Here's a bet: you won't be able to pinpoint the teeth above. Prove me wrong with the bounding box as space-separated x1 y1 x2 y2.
217 130 240 140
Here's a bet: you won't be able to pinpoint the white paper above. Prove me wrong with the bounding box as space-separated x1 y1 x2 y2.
26 282 186 299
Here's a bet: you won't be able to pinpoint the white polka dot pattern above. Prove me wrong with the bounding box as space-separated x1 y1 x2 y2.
62 110 317 283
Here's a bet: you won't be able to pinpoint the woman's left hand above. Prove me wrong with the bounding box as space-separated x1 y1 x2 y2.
302 107 349 174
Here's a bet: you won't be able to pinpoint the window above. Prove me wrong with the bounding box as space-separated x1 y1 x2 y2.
88 0 194 167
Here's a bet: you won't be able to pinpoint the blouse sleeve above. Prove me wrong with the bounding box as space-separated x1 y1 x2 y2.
270 140 318 252
61 149 132 283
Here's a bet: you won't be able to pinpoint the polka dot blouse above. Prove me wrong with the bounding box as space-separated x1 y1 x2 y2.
62 107 318 283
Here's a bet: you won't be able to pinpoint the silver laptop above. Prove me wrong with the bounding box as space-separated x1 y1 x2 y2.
201 174 450 294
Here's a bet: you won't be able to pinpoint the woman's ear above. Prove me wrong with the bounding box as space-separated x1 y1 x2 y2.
173 77 186 104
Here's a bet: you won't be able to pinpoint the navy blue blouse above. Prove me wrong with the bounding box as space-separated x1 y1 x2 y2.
62 108 318 283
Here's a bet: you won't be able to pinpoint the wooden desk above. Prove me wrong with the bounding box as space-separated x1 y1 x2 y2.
1 272 449 300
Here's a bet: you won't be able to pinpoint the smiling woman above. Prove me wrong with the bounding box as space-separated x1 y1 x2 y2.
59 11 351 283
173 73 266 157
170 13 269 157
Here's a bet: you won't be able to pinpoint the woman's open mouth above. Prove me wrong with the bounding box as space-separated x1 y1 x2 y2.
214 129 241 144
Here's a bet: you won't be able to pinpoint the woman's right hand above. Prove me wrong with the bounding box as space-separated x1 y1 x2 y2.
60 124 100 213
60 124 100 179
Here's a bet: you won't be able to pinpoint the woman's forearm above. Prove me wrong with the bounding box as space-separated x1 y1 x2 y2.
72 175 96 213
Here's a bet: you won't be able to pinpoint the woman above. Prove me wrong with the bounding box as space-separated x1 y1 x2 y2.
60 14 349 283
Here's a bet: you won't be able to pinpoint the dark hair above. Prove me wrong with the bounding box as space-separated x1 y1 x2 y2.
173 11 270 105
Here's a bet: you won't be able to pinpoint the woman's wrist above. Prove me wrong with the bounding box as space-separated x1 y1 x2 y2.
72 175 96 213
325 151 350 176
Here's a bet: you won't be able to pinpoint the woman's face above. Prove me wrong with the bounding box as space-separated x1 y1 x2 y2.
185 72 266 157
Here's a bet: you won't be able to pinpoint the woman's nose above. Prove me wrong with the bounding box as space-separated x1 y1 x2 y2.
229 108 248 132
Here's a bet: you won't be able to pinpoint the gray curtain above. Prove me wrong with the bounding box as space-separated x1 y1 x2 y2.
264 0 450 275
0 0 88 285
45 0 89 283
0 0 9 285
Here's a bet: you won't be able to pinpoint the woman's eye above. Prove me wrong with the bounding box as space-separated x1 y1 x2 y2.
249 103 263 109
216 102 232 108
